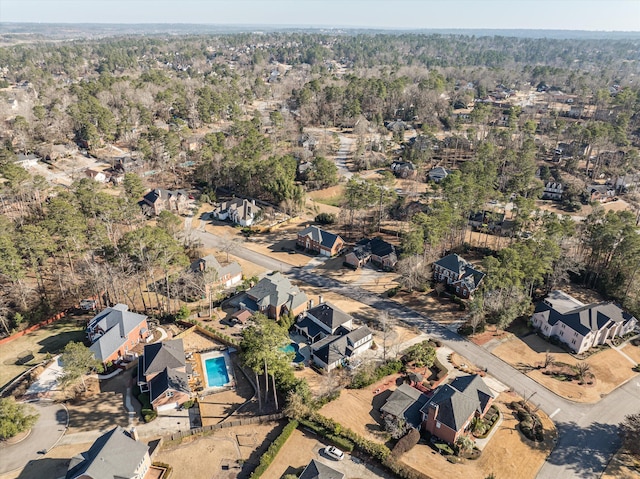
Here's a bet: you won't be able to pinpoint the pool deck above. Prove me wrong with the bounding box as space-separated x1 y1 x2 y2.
199 350 236 392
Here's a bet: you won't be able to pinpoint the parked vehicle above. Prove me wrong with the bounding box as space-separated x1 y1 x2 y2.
324 446 345 461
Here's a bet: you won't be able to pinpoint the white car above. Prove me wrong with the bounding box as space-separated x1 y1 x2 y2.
324 445 345 461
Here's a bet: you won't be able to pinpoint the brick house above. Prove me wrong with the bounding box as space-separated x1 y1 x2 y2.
531 290 638 354
433 253 485 299
87 305 149 365
142 188 189 216
137 339 191 412
297 225 345 257
421 375 494 444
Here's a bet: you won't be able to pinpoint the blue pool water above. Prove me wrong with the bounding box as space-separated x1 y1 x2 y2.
204 356 230 387
282 343 305 363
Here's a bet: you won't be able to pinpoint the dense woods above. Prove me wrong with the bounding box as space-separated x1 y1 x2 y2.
0 31 639 335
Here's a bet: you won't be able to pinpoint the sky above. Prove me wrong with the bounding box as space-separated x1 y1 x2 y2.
0 0 639 31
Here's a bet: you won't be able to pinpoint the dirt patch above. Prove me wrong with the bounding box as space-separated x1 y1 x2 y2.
492 336 637 402
318 374 403 445
469 324 511 346
155 422 281 479
394 291 467 328
400 393 555 479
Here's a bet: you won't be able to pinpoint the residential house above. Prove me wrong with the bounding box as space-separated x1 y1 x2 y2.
190 255 242 289
530 290 637 354
380 383 429 429
343 237 398 270
234 271 308 320
298 133 318 151
421 374 494 444
137 339 191 411
13 153 39 169
390 160 418 179
142 188 189 216
299 460 344 479
85 169 108 183
608 173 640 193
297 225 345 257
212 198 261 227
542 181 564 201
587 184 616 202
87 304 149 365
433 254 485 299
296 301 372 371
428 166 451 183
468 211 505 233
65 426 151 479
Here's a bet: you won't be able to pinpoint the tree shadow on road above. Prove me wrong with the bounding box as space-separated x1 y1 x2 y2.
17 458 69 479
545 421 621 477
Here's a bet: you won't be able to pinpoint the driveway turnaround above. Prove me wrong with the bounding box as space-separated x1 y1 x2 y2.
0 400 68 475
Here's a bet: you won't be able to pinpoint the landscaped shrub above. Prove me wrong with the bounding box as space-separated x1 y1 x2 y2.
314 212 336 224
382 458 436 479
392 427 421 457
250 420 299 478
297 418 355 451
349 359 403 389
434 442 454 455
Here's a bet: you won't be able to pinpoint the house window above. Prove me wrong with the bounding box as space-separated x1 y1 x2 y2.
166 391 174 398
436 421 441 429
560 331 564 337
571 339 576 345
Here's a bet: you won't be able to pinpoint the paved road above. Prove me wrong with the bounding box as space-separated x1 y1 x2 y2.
334 135 354 179
192 228 640 478
0 401 68 475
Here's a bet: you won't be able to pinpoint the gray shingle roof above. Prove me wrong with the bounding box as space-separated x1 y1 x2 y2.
247 272 308 311
191 255 242 280
434 253 468 276
87 305 147 363
299 460 345 479
65 426 148 479
307 302 352 331
149 367 190 403
535 293 636 337
295 315 328 339
381 384 429 428
298 225 342 249
421 374 494 432
142 339 186 377
311 326 372 366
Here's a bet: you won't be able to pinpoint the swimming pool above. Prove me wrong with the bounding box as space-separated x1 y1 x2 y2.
204 355 230 388
282 343 305 363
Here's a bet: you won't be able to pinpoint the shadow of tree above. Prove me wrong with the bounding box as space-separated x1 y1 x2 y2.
238 420 286 479
17 458 69 479
544 421 622 477
37 330 85 354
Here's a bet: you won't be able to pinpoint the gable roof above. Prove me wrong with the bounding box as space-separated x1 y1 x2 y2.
142 339 186 377
535 291 637 337
435 254 485 292
381 383 429 428
434 253 468 275
422 374 494 432
87 305 147 362
143 188 187 205
311 326 372 366
215 198 261 221
149 367 190 403
298 225 342 249
190 255 242 279
65 426 148 479
428 166 451 178
307 302 352 330
299 459 345 479
246 271 308 311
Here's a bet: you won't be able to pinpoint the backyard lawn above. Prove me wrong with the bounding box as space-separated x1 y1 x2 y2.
0 315 87 388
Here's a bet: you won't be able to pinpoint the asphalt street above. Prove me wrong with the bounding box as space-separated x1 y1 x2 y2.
192 226 640 479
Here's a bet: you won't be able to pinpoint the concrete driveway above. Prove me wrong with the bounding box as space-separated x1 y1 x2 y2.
0 400 68 475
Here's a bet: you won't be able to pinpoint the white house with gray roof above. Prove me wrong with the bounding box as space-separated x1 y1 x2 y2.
65 426 150 479
190 254 242 289
531 290 637 354
212 198 261 226
298 301 373 371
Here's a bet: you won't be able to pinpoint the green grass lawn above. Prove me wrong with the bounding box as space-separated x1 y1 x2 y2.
0 316 87 388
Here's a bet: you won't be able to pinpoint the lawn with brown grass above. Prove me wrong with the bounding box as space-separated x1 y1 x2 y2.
621 343 640 364
0 316 87 388
492 335 638 402
155 422 281 479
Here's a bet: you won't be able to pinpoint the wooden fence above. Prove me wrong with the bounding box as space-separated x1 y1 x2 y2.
165 413 284 442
